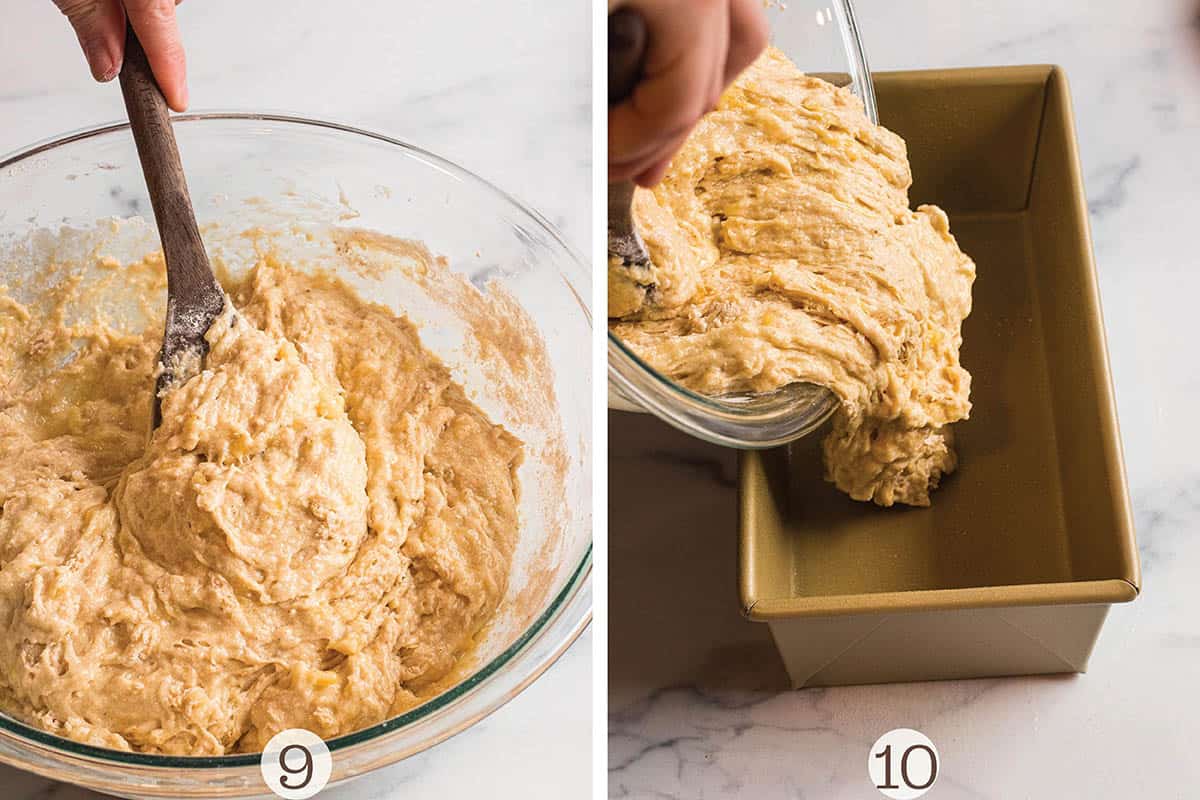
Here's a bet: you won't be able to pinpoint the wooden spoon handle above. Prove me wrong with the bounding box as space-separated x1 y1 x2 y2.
607 9 653 271
118 22 215 299
608 8 648 107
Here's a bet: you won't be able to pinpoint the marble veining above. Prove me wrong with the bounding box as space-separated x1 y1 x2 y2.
0 0 590 798
1087 156 1143 217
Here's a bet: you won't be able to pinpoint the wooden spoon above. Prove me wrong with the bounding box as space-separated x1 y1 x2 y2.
118 22 225 427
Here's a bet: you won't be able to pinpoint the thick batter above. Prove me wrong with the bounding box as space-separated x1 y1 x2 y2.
610 48 976 507
0 255 522 753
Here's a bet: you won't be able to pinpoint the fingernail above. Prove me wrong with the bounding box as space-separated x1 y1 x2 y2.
88 44 121 82
88 52 112 81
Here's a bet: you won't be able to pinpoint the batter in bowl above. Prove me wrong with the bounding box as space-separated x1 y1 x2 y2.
610 48 976 507
0 254 522 753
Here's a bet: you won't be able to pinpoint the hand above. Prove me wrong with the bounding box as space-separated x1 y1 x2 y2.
609 0 768 187
54 0 189 111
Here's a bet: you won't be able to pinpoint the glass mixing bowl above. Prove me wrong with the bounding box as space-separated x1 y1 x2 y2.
607 0 878 448
0 115 591 798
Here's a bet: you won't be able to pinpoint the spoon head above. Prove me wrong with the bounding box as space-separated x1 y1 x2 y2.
608 180 662 313
607 225 658 290
153 286 226 428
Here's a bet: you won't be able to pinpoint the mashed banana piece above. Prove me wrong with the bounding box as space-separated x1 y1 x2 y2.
0 257 522 753
609 48 976 507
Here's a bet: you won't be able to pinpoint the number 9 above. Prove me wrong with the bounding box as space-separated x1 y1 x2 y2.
278 744 313 790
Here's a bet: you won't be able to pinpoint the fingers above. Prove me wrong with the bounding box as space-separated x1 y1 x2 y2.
609 0 726 183
608 0 769 187
725 0 769 85
706 3 731 111
54 0 126 82
623 127 688 186
55 0 190 108
634 148 679 188
124 0 189 111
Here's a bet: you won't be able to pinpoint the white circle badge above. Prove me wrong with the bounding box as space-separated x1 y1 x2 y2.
260 728 332 799
867 728 939 799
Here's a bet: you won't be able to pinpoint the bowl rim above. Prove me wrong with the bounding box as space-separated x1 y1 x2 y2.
0 113 593 771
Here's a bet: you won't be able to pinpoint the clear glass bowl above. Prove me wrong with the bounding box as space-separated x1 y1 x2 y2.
0 115 591 798
607 0 877 449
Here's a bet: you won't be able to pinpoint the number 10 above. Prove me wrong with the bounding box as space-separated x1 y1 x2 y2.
873 743 938 790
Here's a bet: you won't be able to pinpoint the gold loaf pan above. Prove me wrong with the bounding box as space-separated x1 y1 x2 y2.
739 65 1140 688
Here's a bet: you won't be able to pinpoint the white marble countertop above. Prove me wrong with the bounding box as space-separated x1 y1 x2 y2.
610 0 1200 798
0 1 590 798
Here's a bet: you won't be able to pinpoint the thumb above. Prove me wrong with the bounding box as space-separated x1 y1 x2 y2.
54 0 127 82
124 0 189 111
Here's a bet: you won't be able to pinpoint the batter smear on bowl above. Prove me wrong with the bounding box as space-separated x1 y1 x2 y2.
0 256 522 753
609 48 976 507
